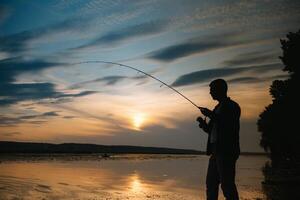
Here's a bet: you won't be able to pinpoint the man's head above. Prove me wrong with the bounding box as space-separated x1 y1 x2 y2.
209 79 228 101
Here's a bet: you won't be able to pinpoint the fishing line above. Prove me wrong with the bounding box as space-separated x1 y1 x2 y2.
72 60 203 110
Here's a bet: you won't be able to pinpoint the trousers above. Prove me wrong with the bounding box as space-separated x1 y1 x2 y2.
206 155 239 200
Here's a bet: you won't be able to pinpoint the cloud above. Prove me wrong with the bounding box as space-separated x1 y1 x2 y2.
42 111 60 117
75 20 168 49
63 116 77 119
59 91 97 98
223 51 278 67
0 31 35 54
227 77 261 84
184 0 300 37
271 74 289 80
0 82 97 106
171 63 281 87
227 73 290 84
1 132 21 136
148 41 223 62
0 111 60 126
0 57 62 84
53 104 123 129
0 57 97 106
146 32 244 62
71 76 127 89
69 75 148 89
0 17 91 55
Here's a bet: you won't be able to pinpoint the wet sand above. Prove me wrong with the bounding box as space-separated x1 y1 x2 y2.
0 154 267 200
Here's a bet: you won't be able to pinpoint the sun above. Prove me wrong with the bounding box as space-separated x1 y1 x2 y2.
132 113 145 130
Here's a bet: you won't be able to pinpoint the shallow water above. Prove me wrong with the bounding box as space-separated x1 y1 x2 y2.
0 154 267 200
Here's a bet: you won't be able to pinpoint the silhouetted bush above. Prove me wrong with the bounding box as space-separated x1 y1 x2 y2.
258 29 300 167
258 29 300 200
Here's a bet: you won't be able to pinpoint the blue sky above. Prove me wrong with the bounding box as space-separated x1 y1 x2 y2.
0 0 299 152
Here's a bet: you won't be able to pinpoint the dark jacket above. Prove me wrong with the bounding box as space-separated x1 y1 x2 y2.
203 97 240 157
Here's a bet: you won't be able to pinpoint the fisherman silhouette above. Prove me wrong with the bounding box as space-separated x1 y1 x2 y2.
197 79 240 200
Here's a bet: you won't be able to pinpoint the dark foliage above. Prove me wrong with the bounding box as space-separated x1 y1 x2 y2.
258 30 300 199
258 30 300 167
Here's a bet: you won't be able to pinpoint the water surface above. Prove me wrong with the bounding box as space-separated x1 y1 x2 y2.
0 154 267 200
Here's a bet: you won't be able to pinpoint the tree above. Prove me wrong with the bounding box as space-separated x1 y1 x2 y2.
257 30 300 199
258 29 300 167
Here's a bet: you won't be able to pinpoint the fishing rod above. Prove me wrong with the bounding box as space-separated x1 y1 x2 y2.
72 60 204 111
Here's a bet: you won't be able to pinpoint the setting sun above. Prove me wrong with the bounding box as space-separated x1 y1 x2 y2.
132 113 146 130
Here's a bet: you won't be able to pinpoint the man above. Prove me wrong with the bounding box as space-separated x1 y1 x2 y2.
197 79 240 200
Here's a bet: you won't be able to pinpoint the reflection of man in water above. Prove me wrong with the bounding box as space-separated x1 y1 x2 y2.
197 79 240 200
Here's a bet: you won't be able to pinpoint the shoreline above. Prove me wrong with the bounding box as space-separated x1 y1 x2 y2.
0 153 268 162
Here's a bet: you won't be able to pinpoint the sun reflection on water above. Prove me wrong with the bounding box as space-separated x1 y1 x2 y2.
129 173 143 193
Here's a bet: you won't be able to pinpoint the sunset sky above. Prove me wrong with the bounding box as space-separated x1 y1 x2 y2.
0 0 299 152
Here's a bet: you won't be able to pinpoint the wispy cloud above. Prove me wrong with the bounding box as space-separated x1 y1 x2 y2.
0 57 61 84
147 32 245 62
227 73 289 84
148 41 223 62
71 76 127 88
227 77 260 84
69 75 148 89
63 91 98 97
0 82 97 106
171 63 281 87
0 57 97 106
74 20 168 50
185 0 300 34
0 111 60 126
223 51 278 67
0 16 92 55
1 132 21 136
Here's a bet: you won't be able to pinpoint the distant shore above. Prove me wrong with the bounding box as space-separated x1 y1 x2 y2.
0 141 267 155
0 141 203 154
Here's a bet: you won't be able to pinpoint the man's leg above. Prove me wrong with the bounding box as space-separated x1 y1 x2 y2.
206 155 220 200
216 156 239 200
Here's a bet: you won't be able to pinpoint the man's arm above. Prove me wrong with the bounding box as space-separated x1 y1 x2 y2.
200 107 218 121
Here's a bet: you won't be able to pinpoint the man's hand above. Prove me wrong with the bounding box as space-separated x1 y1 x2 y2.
199 107 213 118
196 116 206 128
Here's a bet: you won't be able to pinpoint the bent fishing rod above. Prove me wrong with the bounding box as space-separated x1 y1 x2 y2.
72 60 204 111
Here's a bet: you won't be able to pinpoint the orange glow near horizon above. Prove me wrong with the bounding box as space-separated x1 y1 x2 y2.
0 81 274 148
